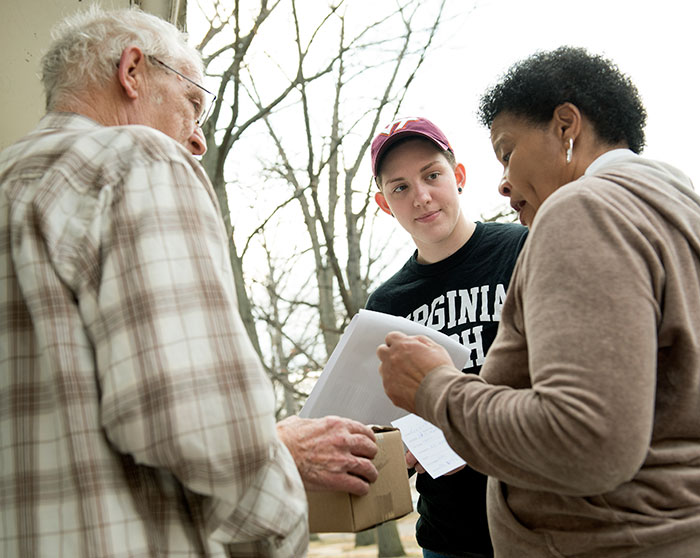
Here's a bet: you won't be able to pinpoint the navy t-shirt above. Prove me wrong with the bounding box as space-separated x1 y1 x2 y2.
366 221 528 555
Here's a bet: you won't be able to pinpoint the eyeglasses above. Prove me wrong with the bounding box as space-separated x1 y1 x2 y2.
149 56 217 127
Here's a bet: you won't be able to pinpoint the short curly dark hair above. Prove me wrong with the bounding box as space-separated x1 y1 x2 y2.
478 46 647 154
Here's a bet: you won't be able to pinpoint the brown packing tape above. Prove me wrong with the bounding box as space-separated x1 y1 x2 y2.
376 492 394 523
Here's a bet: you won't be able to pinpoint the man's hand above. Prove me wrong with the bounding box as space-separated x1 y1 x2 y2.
276 415 378 496
376 331 454 413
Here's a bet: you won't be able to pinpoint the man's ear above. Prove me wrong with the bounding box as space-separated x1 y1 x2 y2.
118 46 147 100
552 102 582 142
374 191 393 216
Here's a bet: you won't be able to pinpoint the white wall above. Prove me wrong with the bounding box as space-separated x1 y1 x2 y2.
0 0 178 149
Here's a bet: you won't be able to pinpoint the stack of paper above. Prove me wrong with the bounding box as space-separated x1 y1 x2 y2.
300 309 470 478
300 309 471 424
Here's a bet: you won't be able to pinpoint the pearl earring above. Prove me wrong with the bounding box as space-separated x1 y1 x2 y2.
566 138 574 164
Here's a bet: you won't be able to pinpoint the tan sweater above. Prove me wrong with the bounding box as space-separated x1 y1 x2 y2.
417 153 700 557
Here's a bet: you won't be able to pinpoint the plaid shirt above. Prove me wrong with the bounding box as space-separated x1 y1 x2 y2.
0 113 308 557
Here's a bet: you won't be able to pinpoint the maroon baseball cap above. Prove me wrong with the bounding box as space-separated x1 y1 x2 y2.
371 116 453 177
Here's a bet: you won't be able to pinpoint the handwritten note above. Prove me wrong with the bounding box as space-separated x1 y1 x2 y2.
391 413 466 479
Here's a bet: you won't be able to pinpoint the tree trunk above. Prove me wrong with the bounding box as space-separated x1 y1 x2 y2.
377 521 406 557
354 521 405 557
193 0 450 416
355 528 376 547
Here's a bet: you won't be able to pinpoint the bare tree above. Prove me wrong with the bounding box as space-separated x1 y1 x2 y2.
193 0 448 405
188 0 452 554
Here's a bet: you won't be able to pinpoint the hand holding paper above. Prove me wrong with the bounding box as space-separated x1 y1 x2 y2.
300 309 470 426
377 330 456 414
298 309 470 481
392 414 466 479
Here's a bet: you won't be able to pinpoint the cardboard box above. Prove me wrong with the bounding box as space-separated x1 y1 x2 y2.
307 426 413 533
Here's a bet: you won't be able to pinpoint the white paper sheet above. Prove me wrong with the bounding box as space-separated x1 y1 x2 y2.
391 413 466 479
299 309 472 426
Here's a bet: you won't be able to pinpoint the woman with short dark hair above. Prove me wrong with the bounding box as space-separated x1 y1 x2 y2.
377 46 700 557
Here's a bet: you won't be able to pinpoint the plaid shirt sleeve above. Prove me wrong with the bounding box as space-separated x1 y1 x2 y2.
91 135 308 555
1 115 307 557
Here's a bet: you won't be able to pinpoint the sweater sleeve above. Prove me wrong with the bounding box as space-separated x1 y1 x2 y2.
416 182 660 496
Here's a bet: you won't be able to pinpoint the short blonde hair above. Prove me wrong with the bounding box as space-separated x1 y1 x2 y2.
41 5 202 110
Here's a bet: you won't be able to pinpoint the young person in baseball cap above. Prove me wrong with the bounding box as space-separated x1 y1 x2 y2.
365 117 528 558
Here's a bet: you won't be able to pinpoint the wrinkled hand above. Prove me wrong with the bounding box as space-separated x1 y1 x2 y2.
377 331 454 413
276 415 378 496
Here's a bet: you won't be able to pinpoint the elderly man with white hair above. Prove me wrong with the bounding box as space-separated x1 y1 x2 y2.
0 7 378 557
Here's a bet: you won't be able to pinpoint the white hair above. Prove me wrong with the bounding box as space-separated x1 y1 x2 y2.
41 5 203 110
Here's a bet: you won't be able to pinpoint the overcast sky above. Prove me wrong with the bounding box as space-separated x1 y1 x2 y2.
190 0 699 231
398 0 700 220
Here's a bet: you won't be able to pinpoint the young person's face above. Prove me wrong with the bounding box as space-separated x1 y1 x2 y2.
375 138 468 263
